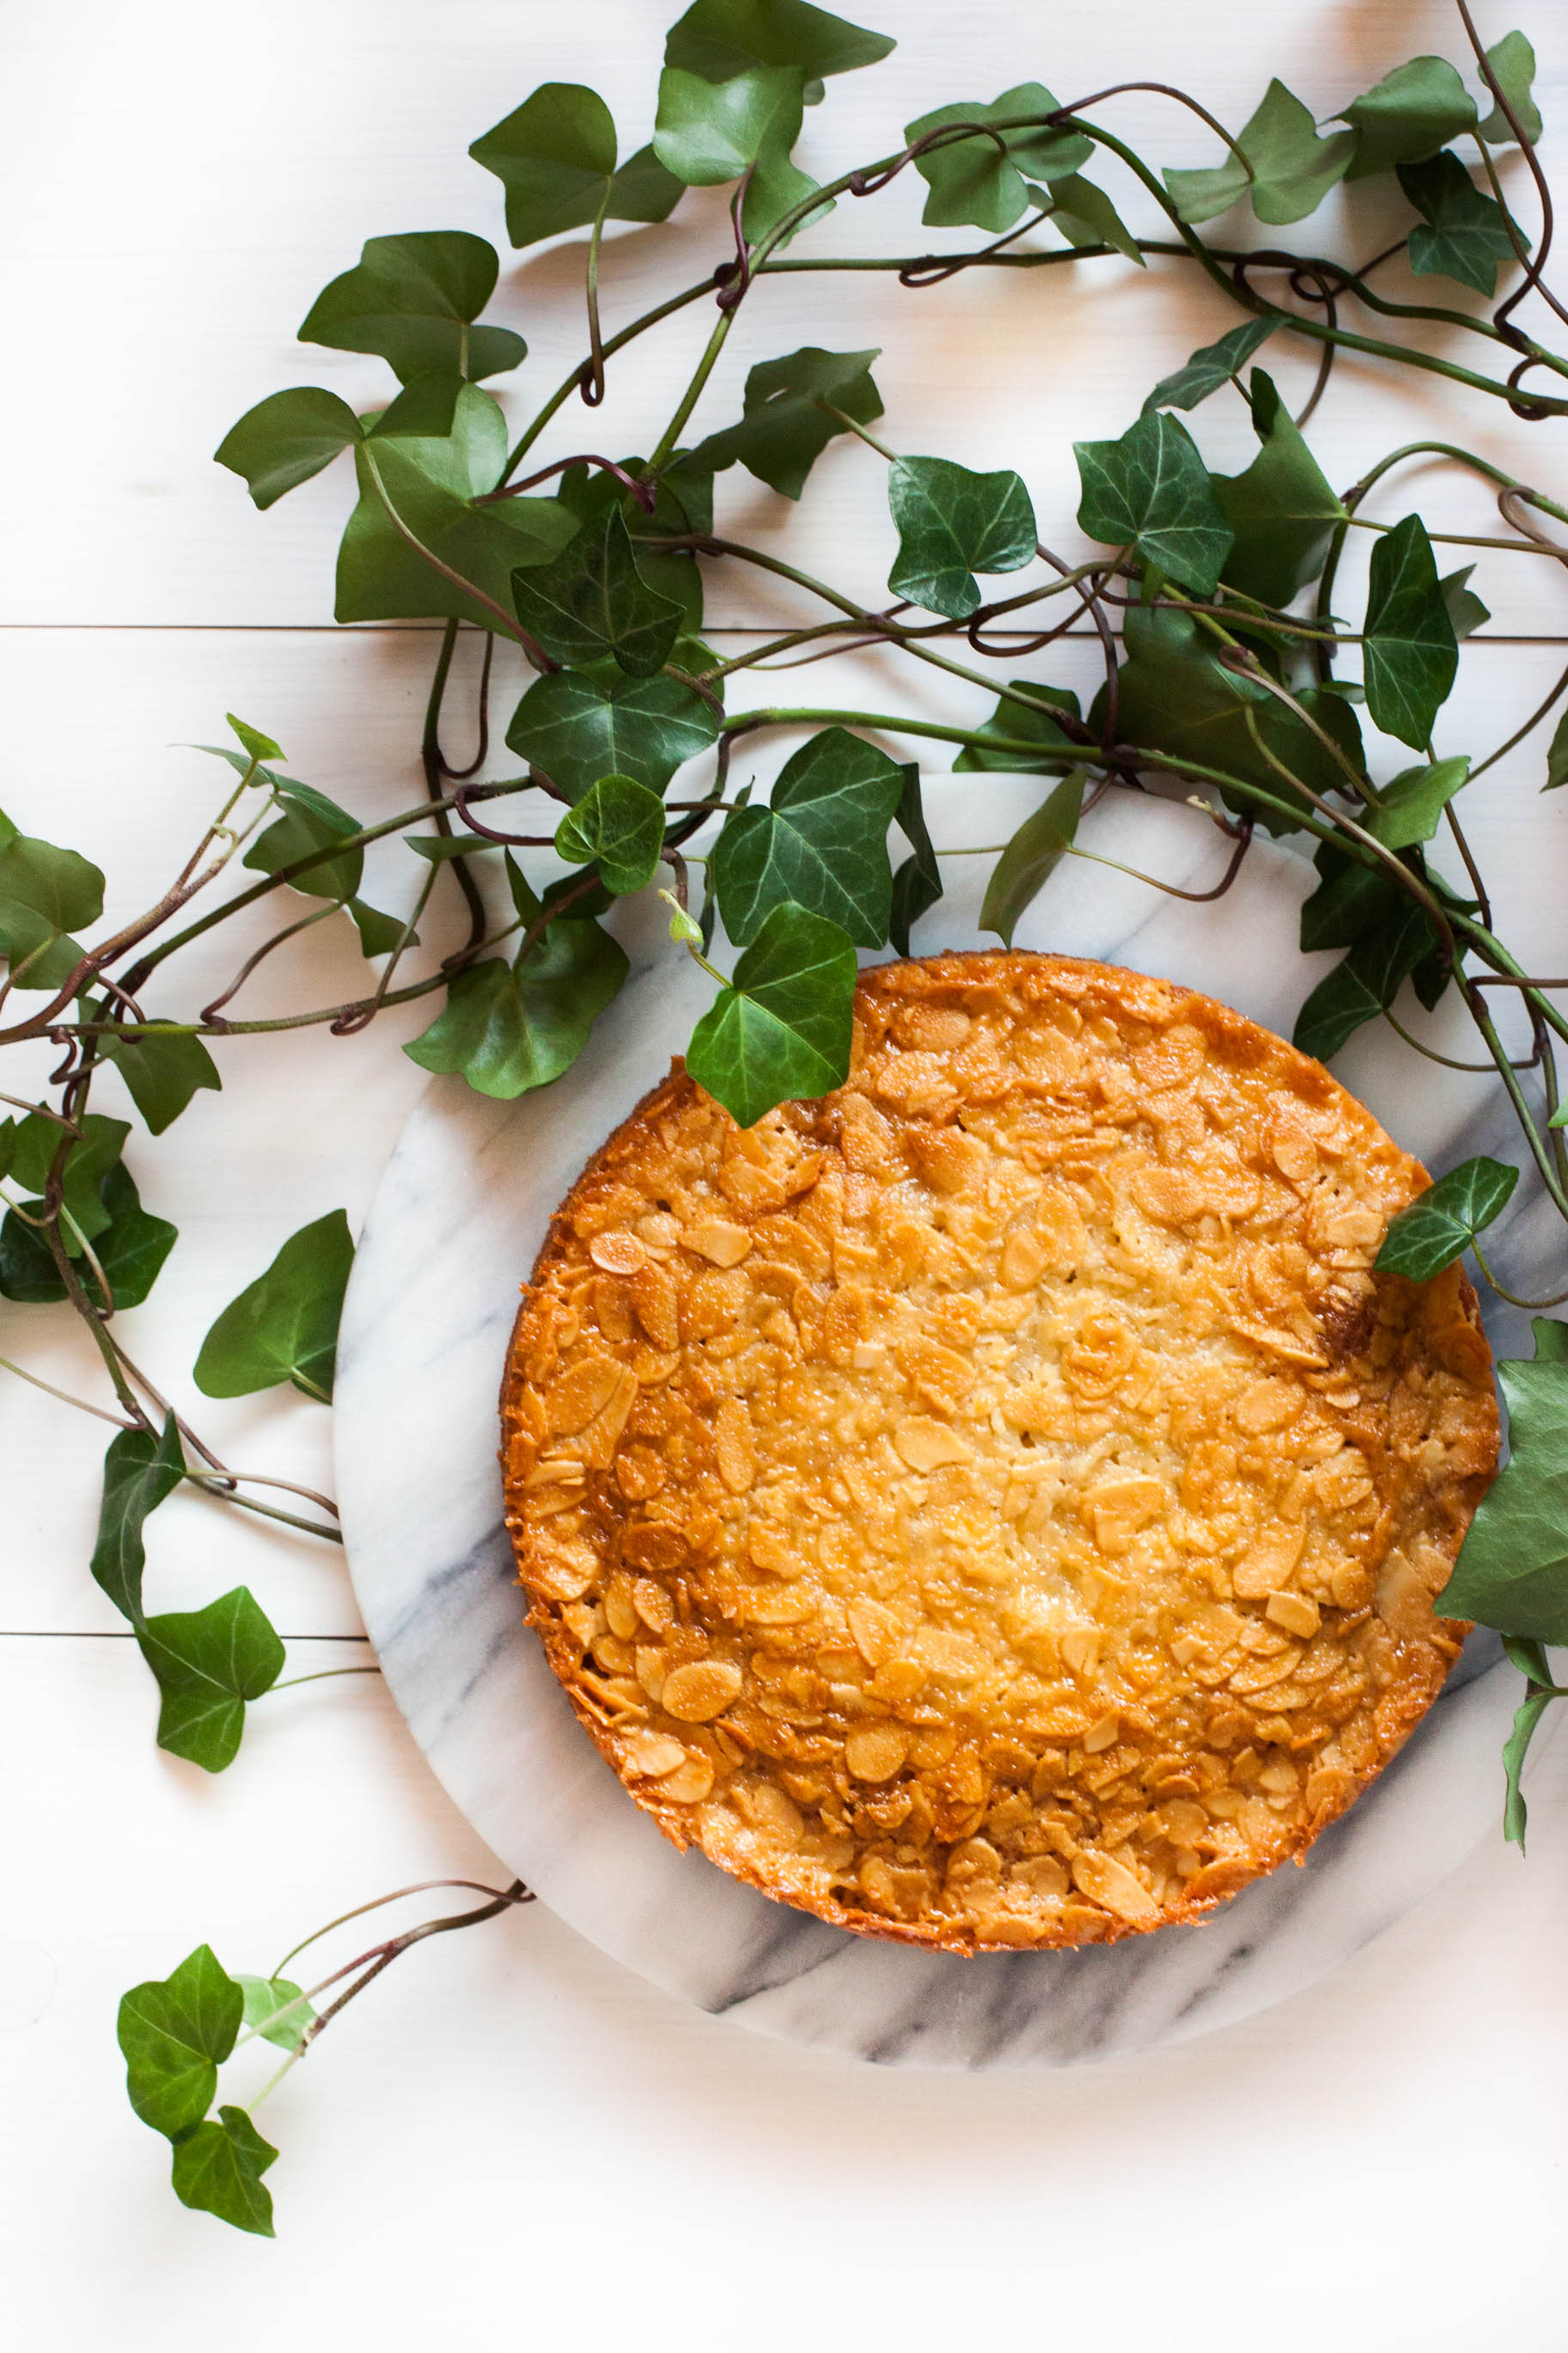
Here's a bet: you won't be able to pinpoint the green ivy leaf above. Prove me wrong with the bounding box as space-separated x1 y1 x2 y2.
954 682 1082 776
89 1414 184 1624
6 1108 127 1249
888 764 941 956
1164 80 1357 225
1546 708 1568 791
979 771 1086 946
905 83 1090 232
193 1208 355 1403
370 373 466 439
99 1029 222 1134
1374 1155 1518 1280
1399 150 1526 296
241 778 407 954
336 385 577 629
1440 1324 1568 1641
237 1975 316 2055
140 1587 286 1773
655 63 821 243
506 660 719 798
1143 319 1278 412
686 901 857 1126
1503 1681 1556 1850
1340 57 1476 181
0 814 104 992
404 896 628 1101
117 1945 243 2141
886 455 1036 619
1040 174 1144 265
711 724 905 944
691 346 882 501
1440 564 1490 641
0 1159 176 1310
510 505 684 677
1107 603 1364 835
1214 370 1345 609
1074 410 1233 596
298 231 525 384
1292 901 1438 1060
554 774 665 893
471 84 682 250
170 2106 278 2239
1477 29 1542 147
215 388 363 510
226 714 282 763
664 0 894 86
1362 514 1458 749
1371 755 1472 851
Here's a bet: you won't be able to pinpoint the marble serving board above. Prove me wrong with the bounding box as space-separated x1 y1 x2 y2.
335 783 1555 2069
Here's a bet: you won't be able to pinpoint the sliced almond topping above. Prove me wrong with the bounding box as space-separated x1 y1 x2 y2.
622 1730 688 1779
893 1415 973 1473
589 1230 649 1277
683 1217 753 1268
1232 1524 1306 1600
1265 1591 1321 1639
1070 1849 1160 1924
714 1395 755 1494
659 1753 716 1805
845 1721 910 1782
847 1598 902 1667
747 1581 818 1626
1060 1627 1101 1678
1083 1712 1120 1754
545 1353 623 1434
662 1659 743 1722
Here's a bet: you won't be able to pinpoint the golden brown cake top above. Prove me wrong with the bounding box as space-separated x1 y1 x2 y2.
502 953 1498 1951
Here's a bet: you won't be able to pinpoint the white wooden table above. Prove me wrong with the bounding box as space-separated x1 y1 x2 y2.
5 3 1567 2344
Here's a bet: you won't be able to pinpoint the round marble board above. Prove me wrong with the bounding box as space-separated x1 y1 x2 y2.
335 785 1554 2070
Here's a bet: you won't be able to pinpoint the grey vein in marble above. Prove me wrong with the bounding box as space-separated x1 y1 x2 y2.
335 790 1547 2070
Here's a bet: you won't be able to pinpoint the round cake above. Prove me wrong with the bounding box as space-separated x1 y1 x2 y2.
501 952 1499 1951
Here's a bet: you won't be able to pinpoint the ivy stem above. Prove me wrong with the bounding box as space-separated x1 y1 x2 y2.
0 1351 136 1430
1471 1236 1568 1313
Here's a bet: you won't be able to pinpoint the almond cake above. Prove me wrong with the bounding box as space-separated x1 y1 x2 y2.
500 952 1499 1951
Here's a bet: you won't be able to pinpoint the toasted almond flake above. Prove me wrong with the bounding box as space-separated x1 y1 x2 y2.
684 1217 753 1268
847 1598 902 1667
662 1659 743 1722
714 1395 755 1494
660 1753 716 1805
1083 1712 1120 1754
893 1416 973 1472
1070 1849 1160 1923
622 1731 688 1778
1230 1320 1329 1368
747 1581 818 1626
1265 1591 1321 1639
845 1721 910 1782
590 1230 649 1277
545 1353 622 1435
1232 1524 1306 1600
1060 1627 1101 1678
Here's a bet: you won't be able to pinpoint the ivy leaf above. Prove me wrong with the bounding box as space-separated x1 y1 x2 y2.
663 0 894 86
1292 901 1438 1060
1164 81 1357 226
979 772 1086 946
237 1975 316 2055
117 1946 242 2141
241 779 407 953
89 1414 184 1624
1374 1156 1518 1280
215 388 363 510
1143 319 1278 413
1108 603 1366 835
691 346 882 501
227 715 282 764
1440 565 1490 641
1546 709 1568 791
886 455 1036 619
336 385 577 630
1340 58 1476 181
0 813 104 992
298 231 526 384
170 2106 278 2239
655 64 822 242
510 505 684 677
7 1108 127 1249
888 765 941 956
1399 150 1526 295
954 682 1083 776
1214 370 1345 609
470 84 681 251
506 660 719 798
1440 1324 1568 1641
905 84 1090 233
686 901 856 1127
1040 174 1144 265
1074 410 1233 596
193 1209 354 1403
98 1029 222 1134
140 1587 286 1773
1371 755 1471 850
1503 1681 1556 1850
1477 29 1541 147
0 1159 176 1310
1362 515 1458 749
369 374 466 439
711 724 905 945
404 900 628 1100
554 775 665 894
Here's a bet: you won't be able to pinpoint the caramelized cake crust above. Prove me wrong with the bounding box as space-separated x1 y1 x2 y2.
501 954 1498 1950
